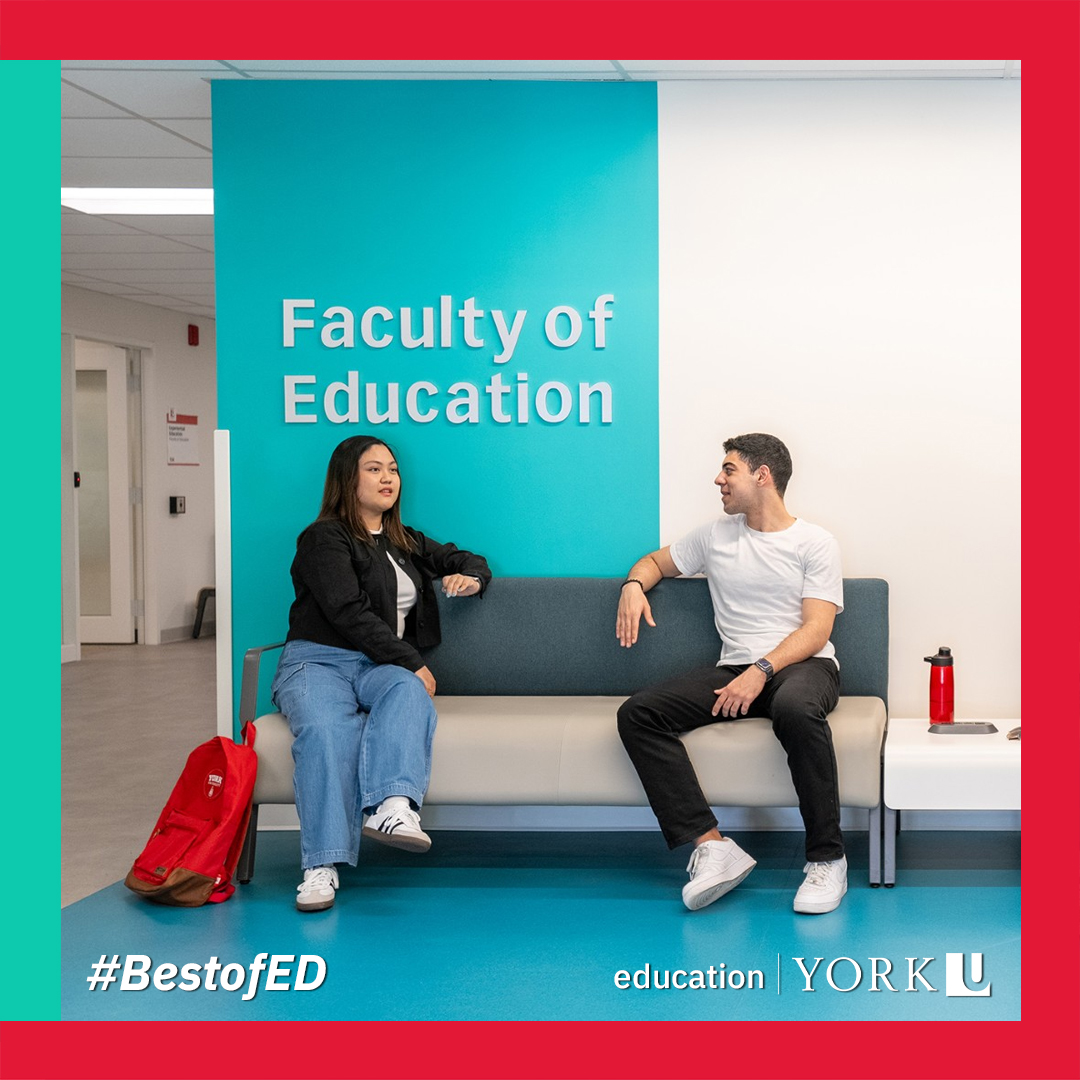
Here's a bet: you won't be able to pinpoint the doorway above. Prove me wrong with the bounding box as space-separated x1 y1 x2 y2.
70 337 143 645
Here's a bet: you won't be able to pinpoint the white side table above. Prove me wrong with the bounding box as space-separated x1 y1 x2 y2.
883 718 1020 885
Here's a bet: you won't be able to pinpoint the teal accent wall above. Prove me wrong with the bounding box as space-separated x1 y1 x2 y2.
213 81 658 721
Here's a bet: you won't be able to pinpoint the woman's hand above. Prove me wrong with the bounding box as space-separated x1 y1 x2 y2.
441 574 481 598
415 665 437 698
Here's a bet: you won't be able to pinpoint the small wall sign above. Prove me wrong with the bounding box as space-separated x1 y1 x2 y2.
167 410 200 466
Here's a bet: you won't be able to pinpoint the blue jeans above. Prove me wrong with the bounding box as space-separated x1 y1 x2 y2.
271 640 437 869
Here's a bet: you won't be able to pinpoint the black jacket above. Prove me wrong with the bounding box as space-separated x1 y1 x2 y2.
285 518 492 671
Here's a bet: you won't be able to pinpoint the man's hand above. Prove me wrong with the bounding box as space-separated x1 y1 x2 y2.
415 665 437 698
617 583 656 647
712 666 767 717
441 574 480 598
615 549 677 647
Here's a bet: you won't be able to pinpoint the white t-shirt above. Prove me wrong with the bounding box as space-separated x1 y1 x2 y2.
669 515 843 667
372 532 418 637
387 553 418 638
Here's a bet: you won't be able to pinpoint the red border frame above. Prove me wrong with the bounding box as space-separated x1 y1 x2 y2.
7 1 1078 1077
5 0 1041 58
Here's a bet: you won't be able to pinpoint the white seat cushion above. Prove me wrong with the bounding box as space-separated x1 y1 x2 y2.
252 695 885 809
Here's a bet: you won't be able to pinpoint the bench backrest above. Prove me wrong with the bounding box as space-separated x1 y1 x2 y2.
426 577 889 706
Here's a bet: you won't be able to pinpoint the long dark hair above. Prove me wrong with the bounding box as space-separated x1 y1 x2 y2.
315 435 416 552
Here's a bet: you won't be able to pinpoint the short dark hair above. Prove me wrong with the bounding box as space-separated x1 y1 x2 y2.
722 433 793 497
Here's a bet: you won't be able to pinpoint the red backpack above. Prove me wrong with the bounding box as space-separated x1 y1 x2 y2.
125 724 258 907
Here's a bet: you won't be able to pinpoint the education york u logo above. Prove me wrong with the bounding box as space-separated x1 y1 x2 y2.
944 952 992 997
791 952 992 996
204 772 224 800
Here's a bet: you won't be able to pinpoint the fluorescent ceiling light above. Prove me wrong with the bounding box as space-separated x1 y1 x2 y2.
60 188 214 215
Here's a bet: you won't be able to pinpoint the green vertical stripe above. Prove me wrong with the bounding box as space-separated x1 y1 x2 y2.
1 60 59 1020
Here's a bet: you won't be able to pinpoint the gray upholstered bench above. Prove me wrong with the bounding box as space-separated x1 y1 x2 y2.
237 577 889 883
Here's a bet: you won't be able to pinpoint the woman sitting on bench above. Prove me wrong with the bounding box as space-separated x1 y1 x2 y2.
272 434 492 912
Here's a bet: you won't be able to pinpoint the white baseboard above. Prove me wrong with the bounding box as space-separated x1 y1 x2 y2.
61 643 80 664
159 622 214 644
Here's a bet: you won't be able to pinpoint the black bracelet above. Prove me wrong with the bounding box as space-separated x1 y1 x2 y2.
621 578 645 591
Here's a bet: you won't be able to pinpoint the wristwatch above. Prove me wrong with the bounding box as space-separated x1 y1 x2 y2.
753 658 775 681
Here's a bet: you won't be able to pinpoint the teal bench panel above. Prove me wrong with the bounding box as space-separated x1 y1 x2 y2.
425 577 888 705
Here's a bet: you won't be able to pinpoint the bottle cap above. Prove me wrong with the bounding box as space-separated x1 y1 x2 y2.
924 646 954 666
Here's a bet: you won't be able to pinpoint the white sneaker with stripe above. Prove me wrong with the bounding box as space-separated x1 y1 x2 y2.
362 801 432 853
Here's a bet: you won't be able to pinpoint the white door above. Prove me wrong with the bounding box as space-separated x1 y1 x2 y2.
75 339 134 644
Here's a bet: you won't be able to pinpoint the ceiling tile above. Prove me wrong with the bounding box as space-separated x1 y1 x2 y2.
226 59 619 73
63 276 156 295
110 291 181 304
61 213 145 236
62 83 132 119
154 119 214 147
620 59 1012 74
62 234 213 255
63 252 214 271
97 214 215 236
61 157 214 187
74 268 215 286
63 60 231 71
62 118 210 156
61 70 235 117
632 66 1015 80
113 292 213 313
135 285 216 298
244 70 622 82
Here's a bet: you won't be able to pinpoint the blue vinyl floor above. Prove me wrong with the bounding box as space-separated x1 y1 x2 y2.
62 829 1019 1021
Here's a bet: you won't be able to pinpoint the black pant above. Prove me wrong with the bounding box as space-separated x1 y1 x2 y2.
617 657 844 862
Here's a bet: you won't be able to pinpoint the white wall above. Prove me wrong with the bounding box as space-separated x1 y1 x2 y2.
658 80 1020 719
61 285 217 644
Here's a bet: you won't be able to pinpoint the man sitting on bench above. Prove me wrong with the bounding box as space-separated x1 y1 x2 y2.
615 433 847 914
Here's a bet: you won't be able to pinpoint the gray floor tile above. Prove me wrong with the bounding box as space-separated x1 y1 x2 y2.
61 638 218 906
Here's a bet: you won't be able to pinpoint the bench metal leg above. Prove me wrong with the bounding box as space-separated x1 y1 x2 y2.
193 587 216 638
868 802 882 886
237 804 258 884
883 805 897 886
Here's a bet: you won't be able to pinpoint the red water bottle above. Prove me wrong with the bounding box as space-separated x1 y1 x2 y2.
925 646 954 723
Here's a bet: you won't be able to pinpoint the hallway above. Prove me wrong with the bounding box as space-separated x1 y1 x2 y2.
61 638 217 906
